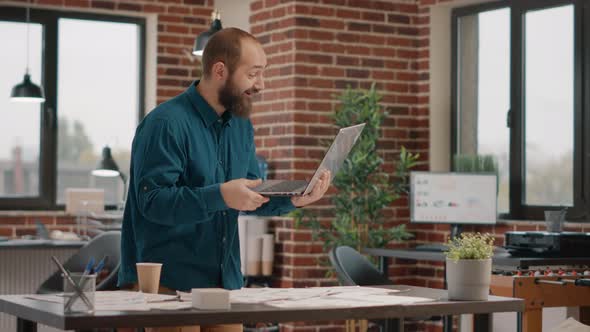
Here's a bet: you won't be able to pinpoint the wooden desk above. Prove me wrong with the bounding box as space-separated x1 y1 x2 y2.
364 248 590 332
0 285 522 332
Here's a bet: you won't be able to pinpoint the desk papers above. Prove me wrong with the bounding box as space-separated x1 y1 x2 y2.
180 286 434 308
230 286 434 308
26 286 434 312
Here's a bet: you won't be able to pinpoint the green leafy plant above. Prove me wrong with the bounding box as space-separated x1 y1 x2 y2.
445 232 494 261
453 154 500 200
293 84 419 254
453 154 497 173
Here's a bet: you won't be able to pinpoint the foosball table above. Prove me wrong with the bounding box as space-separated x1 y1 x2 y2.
366 231 590 332
490 232 590 332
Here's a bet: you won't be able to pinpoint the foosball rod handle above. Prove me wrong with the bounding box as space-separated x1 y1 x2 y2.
561 279 590 287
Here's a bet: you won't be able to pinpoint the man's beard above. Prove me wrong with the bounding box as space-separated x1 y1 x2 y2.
218 77 255 118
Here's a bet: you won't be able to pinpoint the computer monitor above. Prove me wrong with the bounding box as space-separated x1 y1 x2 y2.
410 172 497 240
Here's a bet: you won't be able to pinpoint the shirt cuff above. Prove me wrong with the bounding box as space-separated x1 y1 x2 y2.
276 196 297 215
203 183 228 212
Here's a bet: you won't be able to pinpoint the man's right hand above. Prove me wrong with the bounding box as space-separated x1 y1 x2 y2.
220 179 270 211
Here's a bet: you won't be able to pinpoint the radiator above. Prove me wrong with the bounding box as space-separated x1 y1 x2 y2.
0 248 78 332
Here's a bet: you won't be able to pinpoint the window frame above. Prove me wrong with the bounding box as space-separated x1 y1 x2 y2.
451 0 589 220
0 6 146 210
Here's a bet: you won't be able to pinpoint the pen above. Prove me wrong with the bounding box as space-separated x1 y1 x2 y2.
51 256 93 310
92 255 108 275
84 257 95 275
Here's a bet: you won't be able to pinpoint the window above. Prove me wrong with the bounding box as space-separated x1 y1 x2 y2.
0 21 43 198
0 7 145 209
452 0 588 220
454 7 511 214
523 6 574 207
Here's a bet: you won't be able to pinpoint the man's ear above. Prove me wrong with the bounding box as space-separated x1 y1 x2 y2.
211 61 226 81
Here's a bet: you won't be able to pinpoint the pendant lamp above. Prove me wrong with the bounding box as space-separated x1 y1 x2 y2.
10 2 45 103
192 10 222 57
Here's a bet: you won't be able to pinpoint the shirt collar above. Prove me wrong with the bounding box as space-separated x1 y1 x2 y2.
186 80 232 127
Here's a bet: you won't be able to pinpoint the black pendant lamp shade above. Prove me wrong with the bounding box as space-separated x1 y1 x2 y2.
10 73 45 103
192 10 222 56
11 3 45 103
92 146 121 178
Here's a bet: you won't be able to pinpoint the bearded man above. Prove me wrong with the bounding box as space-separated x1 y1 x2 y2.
117 28 330 332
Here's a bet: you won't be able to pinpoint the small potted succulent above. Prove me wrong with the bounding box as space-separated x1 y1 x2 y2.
445 232 494 300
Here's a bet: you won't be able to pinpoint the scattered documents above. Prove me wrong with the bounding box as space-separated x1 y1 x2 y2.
26 286 435 312
231 286 433 308
148 301 193 310
180 286 434 308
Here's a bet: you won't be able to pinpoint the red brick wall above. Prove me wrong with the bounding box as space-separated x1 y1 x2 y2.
249 1 434 330
0 213 76 238
249 0 429 286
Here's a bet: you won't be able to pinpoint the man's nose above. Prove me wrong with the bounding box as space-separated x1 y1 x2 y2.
254 76 264 91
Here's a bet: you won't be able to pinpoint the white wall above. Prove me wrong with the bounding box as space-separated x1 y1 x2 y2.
429 0 489 171
214 0 251 32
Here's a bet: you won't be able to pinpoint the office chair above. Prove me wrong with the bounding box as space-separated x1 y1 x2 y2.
37 231 122 294
329 246 392 287
329 246 439 332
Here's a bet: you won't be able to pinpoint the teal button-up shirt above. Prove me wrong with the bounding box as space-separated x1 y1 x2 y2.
118 81 295 291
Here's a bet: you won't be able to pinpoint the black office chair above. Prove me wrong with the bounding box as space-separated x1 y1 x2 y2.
329 246 439 332
329 246 399 332
329 246 392 287
37 231 122 294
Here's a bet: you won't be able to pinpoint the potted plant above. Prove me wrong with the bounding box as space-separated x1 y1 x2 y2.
293 84 419 259
445 232 494 300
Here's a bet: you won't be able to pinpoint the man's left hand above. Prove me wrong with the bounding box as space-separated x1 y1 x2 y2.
291 171 331 207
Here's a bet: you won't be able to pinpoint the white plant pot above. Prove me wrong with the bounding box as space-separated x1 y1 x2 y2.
446 258 492 301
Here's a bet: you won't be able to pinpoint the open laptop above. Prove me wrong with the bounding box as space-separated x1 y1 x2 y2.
252 123 366 196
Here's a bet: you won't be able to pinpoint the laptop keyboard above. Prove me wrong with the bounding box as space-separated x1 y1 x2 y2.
258 180 308 193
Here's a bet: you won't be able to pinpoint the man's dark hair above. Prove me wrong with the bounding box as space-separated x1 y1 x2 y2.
201 28 260 79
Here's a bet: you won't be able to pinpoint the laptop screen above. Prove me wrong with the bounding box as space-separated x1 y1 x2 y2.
303 123 365 195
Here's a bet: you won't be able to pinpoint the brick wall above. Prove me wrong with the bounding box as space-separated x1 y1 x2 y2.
0 212 75 238
2 0 588 331
249 1 434 330
250 0 429 289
